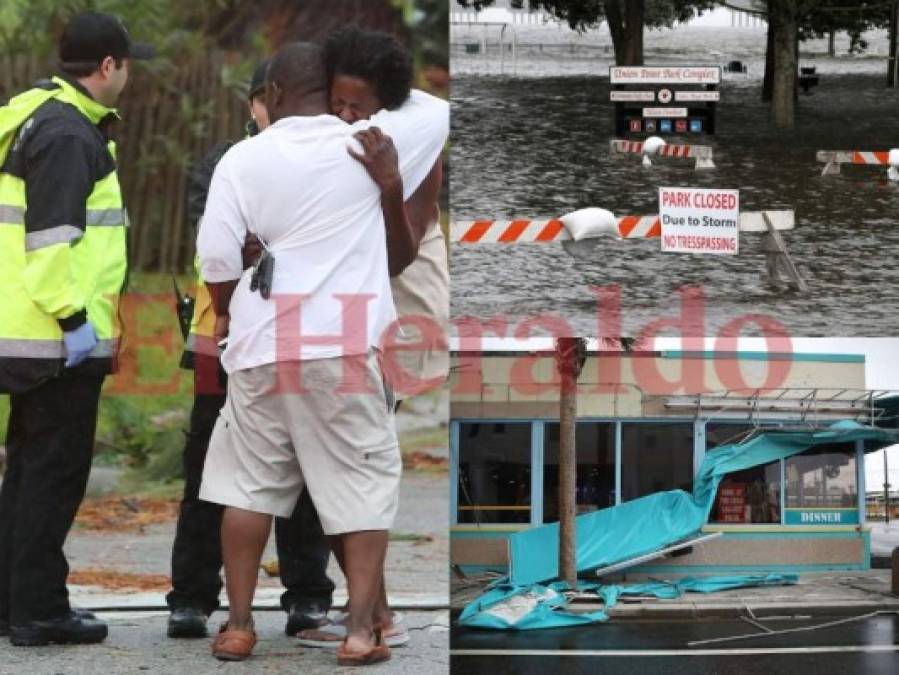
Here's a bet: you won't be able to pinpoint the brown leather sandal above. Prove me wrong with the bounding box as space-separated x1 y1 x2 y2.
336 627 391 667
212 622 257 661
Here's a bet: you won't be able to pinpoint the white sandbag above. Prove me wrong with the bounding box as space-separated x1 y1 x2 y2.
643 136 666 155
560 208 618 240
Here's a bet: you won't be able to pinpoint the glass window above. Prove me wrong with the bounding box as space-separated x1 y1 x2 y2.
620 422 694 501
458 423 532 524
705 423 757 452
711 464 782 523
785 443 857 510
543 422 616 523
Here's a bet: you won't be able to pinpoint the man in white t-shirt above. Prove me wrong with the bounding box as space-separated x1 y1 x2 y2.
196 43 447 665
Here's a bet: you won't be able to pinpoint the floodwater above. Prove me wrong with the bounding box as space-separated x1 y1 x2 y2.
450 28 899 337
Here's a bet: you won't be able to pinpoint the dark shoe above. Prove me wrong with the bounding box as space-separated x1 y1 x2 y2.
285 602 329 635
167 607 209 638
1 608 93 637
9 611 108 646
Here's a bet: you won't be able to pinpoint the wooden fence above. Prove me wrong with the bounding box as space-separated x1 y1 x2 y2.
1 51 253 273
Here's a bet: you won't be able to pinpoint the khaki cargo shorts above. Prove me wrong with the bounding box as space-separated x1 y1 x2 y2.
199 351 401 534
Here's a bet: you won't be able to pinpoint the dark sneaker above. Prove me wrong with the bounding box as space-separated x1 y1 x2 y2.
9 611 108 646
1 608 94 637
167 607 209 638
284 602 329 636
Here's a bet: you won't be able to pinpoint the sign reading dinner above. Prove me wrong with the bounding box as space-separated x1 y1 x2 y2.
659 187 740 255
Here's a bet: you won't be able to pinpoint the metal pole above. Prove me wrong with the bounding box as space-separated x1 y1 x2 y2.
556 338 584 588
885 449 891 524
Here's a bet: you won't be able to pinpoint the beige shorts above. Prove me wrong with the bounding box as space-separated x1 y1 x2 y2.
199 352 401 534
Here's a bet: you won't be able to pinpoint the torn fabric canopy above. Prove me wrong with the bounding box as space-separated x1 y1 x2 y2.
508 421 898 586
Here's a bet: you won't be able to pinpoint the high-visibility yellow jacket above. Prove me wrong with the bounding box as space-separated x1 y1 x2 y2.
0 76 128 393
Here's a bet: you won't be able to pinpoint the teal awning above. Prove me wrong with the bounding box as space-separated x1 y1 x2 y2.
509 421 898 586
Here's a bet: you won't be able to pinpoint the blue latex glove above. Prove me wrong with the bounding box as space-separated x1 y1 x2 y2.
63 321 98 368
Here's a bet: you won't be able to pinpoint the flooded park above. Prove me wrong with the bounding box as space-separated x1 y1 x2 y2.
450 21 899 337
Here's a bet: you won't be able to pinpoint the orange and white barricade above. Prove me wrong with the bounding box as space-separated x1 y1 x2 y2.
451 211 794 244
451 209 804 291
817 149 899 180
610 138 715 170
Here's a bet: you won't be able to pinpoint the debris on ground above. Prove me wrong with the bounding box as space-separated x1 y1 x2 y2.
75 497 179 532
68 568 171 591
403 451 447 472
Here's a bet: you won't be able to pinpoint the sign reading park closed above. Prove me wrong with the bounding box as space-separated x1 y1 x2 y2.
659 187 740 255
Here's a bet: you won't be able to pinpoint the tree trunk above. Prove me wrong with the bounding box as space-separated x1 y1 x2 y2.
769 0 798 129
889 1 898 88
623 0 644 65
604 0 643 66
556 338 584 588
604 0 627 65
762 15 775 102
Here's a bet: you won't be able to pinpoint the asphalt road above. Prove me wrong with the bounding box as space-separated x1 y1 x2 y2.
0 609 448 675
451 614 899 675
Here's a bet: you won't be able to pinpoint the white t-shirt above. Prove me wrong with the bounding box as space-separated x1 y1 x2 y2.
197 89 448 373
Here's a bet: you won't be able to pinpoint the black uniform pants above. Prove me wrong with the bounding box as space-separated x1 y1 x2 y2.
0 373 104 624
166 367 334 614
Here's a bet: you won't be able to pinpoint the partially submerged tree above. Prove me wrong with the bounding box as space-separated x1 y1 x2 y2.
457 0 714 65
760 0 895 128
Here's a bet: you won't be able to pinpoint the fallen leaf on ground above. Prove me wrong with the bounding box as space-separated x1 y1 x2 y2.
402 452 447 472
69 568 171 591
389 532 434 544
75 497 179 532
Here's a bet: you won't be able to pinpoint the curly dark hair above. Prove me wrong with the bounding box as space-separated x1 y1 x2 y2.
323 26 413 111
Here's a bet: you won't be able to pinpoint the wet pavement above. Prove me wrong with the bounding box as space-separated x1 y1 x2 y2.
65 471 449 600
451 614 899 675
0 609 448 675
450 27 899 337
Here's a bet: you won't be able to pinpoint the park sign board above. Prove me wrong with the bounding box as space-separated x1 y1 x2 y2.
610 65 721 136
609 66 721 84
659 186 739 255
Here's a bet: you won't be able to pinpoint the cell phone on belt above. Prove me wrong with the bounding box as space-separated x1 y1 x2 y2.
248 233 274 300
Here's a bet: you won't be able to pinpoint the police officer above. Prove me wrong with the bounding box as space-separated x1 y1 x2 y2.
166 60 335 639
0 12 153 646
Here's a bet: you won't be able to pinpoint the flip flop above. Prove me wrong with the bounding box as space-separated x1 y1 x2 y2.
211 622 256 661
296 621 410 648
336 628 391 667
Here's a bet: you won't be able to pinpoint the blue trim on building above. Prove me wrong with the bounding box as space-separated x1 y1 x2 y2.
531 421 544 525
857 440 866 525
450 421 460 527
614 421 622 506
